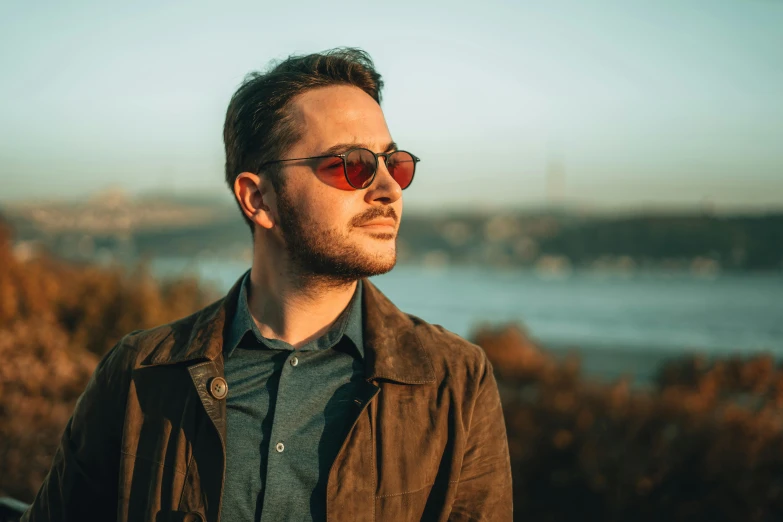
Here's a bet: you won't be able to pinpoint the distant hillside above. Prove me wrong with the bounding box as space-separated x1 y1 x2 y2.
2 195 782 271
536 214 783 271
397 211 783 271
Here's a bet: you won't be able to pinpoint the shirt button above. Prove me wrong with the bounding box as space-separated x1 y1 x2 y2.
276 442 285 453
290 356 299 367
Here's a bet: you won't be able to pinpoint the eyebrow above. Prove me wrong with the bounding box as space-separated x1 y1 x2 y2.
321 141 398 156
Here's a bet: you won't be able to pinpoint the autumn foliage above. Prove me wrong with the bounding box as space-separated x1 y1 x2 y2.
475 323 783 521
0 224 215 502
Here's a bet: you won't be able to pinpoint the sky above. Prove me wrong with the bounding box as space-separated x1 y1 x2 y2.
1 0 782 212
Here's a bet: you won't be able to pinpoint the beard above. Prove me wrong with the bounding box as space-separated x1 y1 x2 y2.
276 186 398 287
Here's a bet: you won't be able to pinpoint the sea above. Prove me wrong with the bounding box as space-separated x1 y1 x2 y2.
151 259 783 386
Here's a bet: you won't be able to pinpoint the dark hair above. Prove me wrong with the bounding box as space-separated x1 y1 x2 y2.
223 47 384 229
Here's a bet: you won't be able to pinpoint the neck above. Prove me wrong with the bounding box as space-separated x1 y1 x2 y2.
247 246 357 349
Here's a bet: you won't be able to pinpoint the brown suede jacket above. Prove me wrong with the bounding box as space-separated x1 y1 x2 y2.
23 277 512 522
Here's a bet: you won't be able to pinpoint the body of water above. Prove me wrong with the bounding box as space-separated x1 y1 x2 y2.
152 259 783 383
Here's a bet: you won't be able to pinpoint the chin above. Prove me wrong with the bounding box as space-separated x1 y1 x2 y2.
354 241 397 276
362 250 397 274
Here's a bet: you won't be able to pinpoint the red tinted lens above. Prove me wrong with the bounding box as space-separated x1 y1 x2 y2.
386 151 416 189
315 156 353 190
344 149 376 189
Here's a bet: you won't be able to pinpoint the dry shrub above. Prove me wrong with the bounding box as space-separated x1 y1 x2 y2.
474 323 783 522
0 223 216 502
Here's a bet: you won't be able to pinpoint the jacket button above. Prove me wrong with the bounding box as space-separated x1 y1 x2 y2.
208 377 228 400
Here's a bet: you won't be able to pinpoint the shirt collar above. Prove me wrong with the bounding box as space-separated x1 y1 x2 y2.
224 270 364 360
144 276 435 385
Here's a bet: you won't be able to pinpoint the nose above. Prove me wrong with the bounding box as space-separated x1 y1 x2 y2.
364 156 402 204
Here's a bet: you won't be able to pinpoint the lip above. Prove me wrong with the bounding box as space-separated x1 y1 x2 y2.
358 218 396 229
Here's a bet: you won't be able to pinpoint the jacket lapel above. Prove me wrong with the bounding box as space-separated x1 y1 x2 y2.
326 280 437 520
138 275 243 521
182 358 226 522
326 378 381 522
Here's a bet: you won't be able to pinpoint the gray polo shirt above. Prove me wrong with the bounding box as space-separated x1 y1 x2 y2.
219 272 364 522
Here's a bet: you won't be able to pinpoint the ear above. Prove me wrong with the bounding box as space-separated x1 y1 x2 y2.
234 172 276 230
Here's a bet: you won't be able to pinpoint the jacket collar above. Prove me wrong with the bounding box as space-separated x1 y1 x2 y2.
144 274 242 367
361 278 436 384
143 275 436 385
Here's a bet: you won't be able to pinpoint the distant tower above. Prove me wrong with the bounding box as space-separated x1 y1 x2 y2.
546 143 566 207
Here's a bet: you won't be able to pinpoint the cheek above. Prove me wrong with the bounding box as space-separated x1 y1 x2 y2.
301 189 356 232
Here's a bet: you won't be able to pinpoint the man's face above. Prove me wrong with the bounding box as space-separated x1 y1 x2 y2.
272 85 404 285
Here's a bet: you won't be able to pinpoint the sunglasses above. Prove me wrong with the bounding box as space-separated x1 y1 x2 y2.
258 148 419 190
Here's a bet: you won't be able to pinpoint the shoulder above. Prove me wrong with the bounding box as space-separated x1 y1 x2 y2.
407 313 492 388
362 278 493 390
97 297 226 375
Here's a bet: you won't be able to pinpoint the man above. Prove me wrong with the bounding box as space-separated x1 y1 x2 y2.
23 48 512 522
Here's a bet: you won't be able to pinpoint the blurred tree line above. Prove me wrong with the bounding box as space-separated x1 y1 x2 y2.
6 202 783 270
536 214 783 271
399 212 783 270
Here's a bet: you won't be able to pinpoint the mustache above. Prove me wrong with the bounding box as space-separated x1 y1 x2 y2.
350 207 399 228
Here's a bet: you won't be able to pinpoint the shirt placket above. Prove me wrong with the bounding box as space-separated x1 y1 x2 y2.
259 348 306 521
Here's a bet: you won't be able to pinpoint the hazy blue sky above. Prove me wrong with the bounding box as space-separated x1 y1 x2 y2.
1 0 781 211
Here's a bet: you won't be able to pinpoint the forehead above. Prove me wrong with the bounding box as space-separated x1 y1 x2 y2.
289 85 392 152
